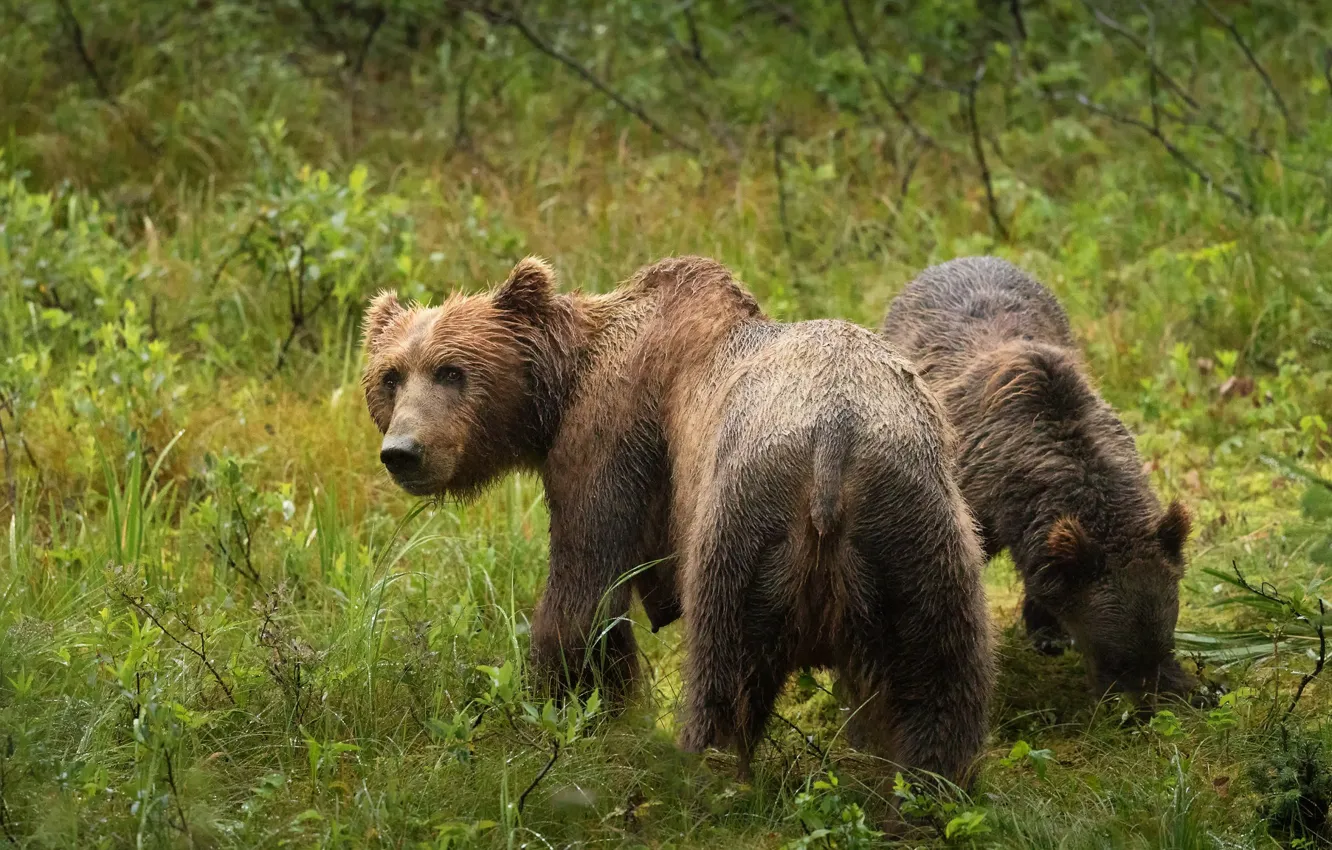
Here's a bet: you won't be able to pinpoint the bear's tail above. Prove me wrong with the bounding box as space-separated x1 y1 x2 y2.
809 421 849 538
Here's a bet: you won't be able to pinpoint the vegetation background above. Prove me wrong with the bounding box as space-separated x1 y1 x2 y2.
1 0 1331 847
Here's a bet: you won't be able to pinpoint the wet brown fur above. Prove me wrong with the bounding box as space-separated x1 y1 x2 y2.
363 256 994 783
883 257 1195 702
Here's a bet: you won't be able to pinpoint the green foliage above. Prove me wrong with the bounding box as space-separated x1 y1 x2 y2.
999 739 1056 780
1248 727 1332 841
1 0 1331 847
785 771 881 850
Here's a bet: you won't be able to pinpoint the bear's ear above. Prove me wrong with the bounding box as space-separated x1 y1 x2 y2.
1157 500 1191 562
363 290 405 354
494 256 555 320
1043 516 1104 586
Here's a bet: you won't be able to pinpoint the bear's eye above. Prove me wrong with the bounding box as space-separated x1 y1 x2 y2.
434 365 466 387
382 369 402 392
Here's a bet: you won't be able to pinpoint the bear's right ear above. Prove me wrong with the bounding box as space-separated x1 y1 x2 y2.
362 290 405 354
1042 516 1105 588
494 256 555 320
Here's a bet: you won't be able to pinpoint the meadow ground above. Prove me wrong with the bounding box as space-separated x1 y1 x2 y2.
2 2 1332 848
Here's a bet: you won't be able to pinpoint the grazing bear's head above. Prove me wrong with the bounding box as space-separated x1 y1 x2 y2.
360 257 556 498
1031 500 1194 702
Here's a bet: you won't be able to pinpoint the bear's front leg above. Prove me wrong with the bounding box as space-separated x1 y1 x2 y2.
530 570 639 703
530 420 668 704
1022 595 1071 656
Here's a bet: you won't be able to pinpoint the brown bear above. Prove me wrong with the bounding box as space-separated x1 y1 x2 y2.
362 255 994 783
882 256 1195 702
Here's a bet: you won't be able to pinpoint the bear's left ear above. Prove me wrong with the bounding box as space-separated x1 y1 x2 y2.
1157 500 1191 562
363 290 405 354
1043 516 1105 586
494 256 556 320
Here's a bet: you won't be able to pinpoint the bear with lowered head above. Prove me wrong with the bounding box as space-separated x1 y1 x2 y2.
884 256 1197 705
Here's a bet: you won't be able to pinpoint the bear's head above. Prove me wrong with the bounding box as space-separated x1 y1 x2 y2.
1029 500 1196 703
361 257 557 498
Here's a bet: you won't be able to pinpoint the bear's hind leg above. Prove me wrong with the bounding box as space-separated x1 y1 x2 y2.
846 527 993 786
679 510 788 775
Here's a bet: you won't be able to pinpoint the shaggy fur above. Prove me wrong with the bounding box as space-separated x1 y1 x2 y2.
883 256 1195 701
363 256 995 783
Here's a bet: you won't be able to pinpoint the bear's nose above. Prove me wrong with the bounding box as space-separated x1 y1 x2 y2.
380 435 424 477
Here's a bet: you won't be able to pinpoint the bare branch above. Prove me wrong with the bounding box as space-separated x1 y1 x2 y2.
1198 0 1294 133
967 62 1009 241
1287 597 1327 719
474 5 698 155
53 0 158 154
0 394 15 511
1325 48 1331 103
1010 0 1027 41
681 6 715 77
840 0 935 148
772 128 801 292
121 593 237 705
774 711 825 759
517 739 560 814
1071 93 1252 212
351 5 387 77
899 141 923 200
161 748 193 841
1083 1 1200 110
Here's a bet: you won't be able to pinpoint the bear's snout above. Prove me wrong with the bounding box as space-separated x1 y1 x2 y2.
380 434 424 479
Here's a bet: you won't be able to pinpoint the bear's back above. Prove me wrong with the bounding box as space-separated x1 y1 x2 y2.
693 319 954 480
884 257 1076 382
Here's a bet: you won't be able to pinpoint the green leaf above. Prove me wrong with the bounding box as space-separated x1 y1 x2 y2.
945 810 990 838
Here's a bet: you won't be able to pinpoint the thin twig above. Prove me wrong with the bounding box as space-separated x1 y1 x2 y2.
209 218 261 289
1010 0 1027 40
1085 2 1323 184
899 141 922 200
839 0 935 149
681 6 715 77
1198 0 1294 134
774 712 826 759
772 128 801 292
162 748 193 843
1084 2 1200 110
517 739 560 814
53 0 158 154
1286 598 1327 720
479 6 697 154
0 393 15 510
0 733 16 844
121 593 237 705
966 62 1008 241
351 6 387 76
455 62 474 149
295 0 336 48
1071 93 1252 211
1324 48 1331 103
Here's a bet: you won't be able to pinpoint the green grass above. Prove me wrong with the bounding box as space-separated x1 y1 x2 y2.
2 1 1332 847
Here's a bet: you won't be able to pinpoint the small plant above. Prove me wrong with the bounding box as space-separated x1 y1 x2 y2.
891 773 988 842
1148 710 1185 740
786 771 882 850
999 740 1056 780
1248 726 1332 840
